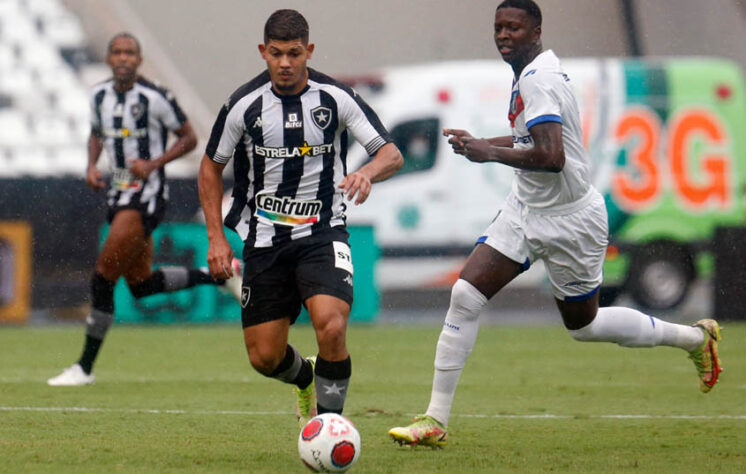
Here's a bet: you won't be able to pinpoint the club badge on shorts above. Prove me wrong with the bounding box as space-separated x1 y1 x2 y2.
240 286 251 308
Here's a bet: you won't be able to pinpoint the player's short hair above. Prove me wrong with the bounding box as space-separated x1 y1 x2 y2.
107 32 141 55
264 9 309 44
496 0 542 26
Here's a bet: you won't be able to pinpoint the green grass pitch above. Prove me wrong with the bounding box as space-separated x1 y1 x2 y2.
1 322 744 473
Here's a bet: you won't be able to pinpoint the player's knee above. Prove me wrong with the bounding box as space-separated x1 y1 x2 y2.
247 348 284 376
448 279 486 322
314 314 347 349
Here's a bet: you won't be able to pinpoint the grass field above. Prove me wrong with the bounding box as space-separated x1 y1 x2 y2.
1 321 744 473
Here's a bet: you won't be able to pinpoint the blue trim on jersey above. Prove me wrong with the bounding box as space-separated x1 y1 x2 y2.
564 285 600 302
521 258 530 272
526 114 563 129
476 236 487 245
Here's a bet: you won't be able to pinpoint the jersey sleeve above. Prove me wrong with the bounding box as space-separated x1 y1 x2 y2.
89 88 104 137
519 70 563 130
205 100 247 164
337 89 391 156
155 88 188 131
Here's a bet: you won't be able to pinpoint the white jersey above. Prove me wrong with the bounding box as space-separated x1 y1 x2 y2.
508 50 591 210
206 68 391 248
90 77 187 209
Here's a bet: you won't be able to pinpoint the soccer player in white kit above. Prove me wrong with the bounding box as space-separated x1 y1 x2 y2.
388 0 722 448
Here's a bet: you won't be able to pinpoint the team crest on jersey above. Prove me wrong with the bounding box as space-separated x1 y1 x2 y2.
130 103 145 120
508 90 524 127
311 106 332 130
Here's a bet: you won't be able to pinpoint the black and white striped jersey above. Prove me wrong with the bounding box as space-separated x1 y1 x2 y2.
90 76 187 211
206 68 391 248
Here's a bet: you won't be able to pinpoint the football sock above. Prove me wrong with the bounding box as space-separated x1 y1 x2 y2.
78 334 103 375
315 355 351 415
427 279 486 427
569 306 704 351
78 273 116 374
128 267 218 299
269 344 308 386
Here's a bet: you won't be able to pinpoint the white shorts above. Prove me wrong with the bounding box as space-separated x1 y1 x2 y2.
478 189 608 301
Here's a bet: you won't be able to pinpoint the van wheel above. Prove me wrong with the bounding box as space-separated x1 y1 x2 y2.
626 242 694 311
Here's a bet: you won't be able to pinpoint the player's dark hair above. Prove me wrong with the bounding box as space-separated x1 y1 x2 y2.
264 9 309 44
496 0 542 26
108 32 141 55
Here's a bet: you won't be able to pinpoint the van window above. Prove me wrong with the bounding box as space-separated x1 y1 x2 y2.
390 118 439 176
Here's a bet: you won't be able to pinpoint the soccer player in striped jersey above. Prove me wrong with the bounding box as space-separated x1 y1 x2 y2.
389 0 722 448
199 10 403 427
47 33 242 387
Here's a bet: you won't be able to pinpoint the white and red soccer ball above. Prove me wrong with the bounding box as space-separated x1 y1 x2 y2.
298 413 361 472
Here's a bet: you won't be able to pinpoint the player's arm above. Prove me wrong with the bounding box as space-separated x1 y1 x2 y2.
86 132 106 190
457 121 564 172
198 155 235 280
339 142 403 205
129 121 198 179
443 128 513 155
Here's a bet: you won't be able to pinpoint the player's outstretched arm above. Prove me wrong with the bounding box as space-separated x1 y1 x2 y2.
198 155 235 280
338 142 403 205
130 121 198 179
443 128 512 155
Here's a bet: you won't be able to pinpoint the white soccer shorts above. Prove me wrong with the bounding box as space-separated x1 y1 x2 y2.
478 189 608 301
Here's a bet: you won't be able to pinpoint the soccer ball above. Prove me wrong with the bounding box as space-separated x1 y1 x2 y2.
298 413 361 472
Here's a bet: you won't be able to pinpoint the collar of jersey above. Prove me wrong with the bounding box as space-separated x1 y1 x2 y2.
270 83 311 101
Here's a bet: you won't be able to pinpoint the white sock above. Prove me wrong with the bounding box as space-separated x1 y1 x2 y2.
569 307 704 351
426 279 487 427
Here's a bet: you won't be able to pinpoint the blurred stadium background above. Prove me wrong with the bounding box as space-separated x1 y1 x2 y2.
1 0 745 325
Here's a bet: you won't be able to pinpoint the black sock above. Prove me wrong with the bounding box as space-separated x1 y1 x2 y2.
129 268 219 298
188 269 219 286
77 335 103 374
315 356 351 414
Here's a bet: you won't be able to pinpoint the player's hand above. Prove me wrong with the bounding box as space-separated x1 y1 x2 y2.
128 158 157 179
206 237 235 281
86 165 106 190
338 171 372 205
443 128 473 155
460 136 493 162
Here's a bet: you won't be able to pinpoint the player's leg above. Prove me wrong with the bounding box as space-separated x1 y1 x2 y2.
48 210 143 386
294 229 356 423
123 214 241 302
390 197 528 447
306 294 351 416
548 193 721 392
389 244 524 447
240 245 316 425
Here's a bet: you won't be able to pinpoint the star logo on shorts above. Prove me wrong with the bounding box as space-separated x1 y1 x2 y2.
311 106 332 130
240 286 251 308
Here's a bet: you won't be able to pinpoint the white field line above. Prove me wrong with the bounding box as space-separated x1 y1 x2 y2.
1 406 745 420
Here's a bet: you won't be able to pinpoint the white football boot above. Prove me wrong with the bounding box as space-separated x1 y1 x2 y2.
47 364 95 386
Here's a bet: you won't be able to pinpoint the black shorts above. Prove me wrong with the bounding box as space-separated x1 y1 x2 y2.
107 201 166 238
240 226 355 328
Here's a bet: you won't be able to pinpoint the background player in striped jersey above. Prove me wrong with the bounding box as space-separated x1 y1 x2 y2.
199 10 403 427
48 33 242 387
388 0 722 448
